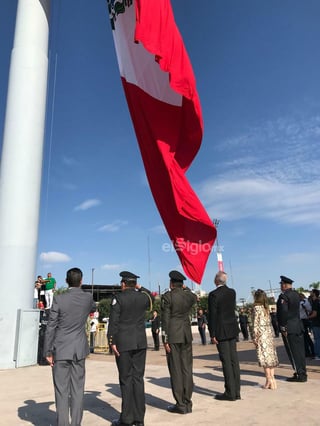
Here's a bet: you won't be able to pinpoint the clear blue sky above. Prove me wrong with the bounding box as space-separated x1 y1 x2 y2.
1 0 320 301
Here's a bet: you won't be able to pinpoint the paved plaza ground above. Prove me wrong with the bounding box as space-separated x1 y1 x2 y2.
0 329 319 425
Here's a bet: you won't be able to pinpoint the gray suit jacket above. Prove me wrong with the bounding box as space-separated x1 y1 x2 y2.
43 287 94 361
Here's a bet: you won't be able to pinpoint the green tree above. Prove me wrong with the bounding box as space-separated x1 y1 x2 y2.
197 295 208 313
309 282 320 289
54 287 68 294
296 286 307 293
146 296 161 321
153 297 161 314
98 298 111 321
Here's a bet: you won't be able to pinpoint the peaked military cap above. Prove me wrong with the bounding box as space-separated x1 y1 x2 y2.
119 271 140 282
280 275 294 285
169 270 186 282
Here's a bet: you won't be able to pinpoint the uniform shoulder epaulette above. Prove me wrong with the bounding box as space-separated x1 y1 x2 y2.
111 294 120 305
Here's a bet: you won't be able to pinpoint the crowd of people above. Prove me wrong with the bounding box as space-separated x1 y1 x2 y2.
41 267 319 426
33 272 56 310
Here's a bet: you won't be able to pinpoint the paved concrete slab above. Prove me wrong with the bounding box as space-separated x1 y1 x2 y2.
0 335 319 425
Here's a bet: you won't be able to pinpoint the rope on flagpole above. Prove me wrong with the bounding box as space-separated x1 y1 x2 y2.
43 0 62 229
43 52 58 228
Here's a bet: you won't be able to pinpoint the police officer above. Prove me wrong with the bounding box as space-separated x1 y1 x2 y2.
108 271 153 426
277 275 307 382
161 270 197 414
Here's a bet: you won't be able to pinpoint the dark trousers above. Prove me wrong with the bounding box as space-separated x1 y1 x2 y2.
152 330 160 350
240 324 248 340
272 321 280 337
198 326 207 345
285 333 307 378
52 358 86 426
116 349 146 424
89 332 95 353
217 338 241 399
166 342 193 411
302 319 315 357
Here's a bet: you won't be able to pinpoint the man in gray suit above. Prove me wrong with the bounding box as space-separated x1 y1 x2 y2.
161 270 197 414
44 267 94 426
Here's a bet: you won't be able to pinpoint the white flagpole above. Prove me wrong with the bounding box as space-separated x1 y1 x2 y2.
213 219 224 271
0 0 50 369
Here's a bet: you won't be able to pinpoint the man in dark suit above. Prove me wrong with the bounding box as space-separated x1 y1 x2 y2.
277 275 307 382
150 310 160 350
161 270 197 414
238 308 249 341
208 271 241 401
107 271 153 426
197 309 208 345
43 267 94 426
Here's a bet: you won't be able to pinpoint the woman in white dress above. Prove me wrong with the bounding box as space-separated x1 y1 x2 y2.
252 289 279 390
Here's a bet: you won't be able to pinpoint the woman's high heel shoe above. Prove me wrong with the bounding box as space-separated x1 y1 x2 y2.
270 378 277 390
262 377 272 389
262 377 277 390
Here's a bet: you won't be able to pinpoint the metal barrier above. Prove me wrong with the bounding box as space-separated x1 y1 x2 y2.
93 323 109 353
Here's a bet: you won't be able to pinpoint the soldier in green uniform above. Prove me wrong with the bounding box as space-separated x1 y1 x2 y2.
161 270 197 414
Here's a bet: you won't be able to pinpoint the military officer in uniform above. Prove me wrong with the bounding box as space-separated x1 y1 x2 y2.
277 275 307 382
107 271 153 426
161 270 197 414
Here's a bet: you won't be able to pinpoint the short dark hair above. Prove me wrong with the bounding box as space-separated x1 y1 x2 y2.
121 278 136 288
171 281 183 289
66 267 83 287
312 289 320 298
